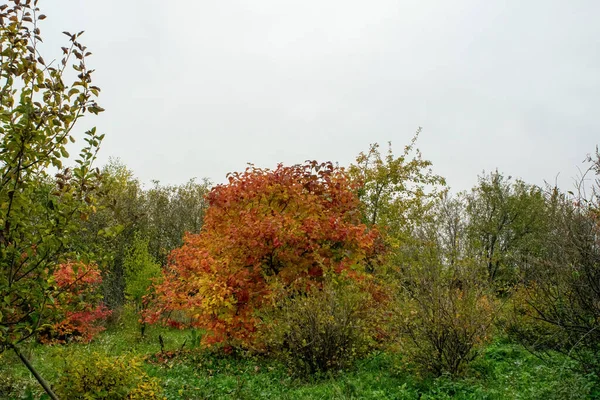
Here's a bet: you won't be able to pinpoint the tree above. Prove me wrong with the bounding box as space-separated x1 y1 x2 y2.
144 161 380 349
348 130 445 231
347 130 446 272
509 152 600 374
0 1 103 397
73 159 211 310
466 171 547 286
432 192 470 267
72 159 142 308
144 178 211 266
123 232 160 309
394 209 498 376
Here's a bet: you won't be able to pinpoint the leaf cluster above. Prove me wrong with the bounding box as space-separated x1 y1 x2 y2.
0 0 104 351
145 161 381 349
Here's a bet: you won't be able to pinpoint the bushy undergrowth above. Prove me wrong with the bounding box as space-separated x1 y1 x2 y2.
394 258 498 376
38 262 111 345
54 350 165 399
259 279 383 376
1 320 598 399
506 284 600 377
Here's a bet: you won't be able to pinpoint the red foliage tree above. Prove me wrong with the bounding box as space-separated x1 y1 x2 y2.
39 262 111 344
144 161 381 348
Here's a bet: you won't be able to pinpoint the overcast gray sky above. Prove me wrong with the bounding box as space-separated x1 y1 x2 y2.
42 0 599 191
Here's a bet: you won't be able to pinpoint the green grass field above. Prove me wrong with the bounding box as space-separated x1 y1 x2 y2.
2 309 599 399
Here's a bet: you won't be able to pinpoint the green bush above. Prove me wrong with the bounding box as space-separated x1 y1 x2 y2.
123 232 161 308
0 372 34 399
395 260 498 376
54 351 165 399
260 279 380 376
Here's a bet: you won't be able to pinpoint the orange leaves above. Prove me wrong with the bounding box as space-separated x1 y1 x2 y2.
53 261 102 290
146 161 382 349
39 262 111 344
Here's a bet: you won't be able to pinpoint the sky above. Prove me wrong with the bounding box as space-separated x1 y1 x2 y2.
41 0 599 192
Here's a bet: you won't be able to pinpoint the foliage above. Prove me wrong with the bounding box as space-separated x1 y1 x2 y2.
259 278 383 376
0 371 32 399
74 159 143 309
347 131 446 264
347 134 499 375
0 5 105 399
145 161 380 349
144 178 211 266
429 192 471 267
348 131 446 230
506 164 600 375
54 351 165 400
75 160 211 309
465 171 547 286
396 257 498 376
123 232 161 308
37 261 111 344
0 306 598 399
0 0 104 351
393 199 499 377
347 135 499 375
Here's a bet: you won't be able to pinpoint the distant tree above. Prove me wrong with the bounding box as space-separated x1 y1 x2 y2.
75 159 143 308
0 1 104 398
144 178 211 266
74 159 211 311
432 192 470 267
466 171 546 286
123 232 160 309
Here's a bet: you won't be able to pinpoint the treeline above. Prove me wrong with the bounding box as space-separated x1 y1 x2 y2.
63 139 600 378
72 160 212 308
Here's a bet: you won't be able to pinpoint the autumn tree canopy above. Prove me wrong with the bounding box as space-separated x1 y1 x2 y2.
145 161 381 347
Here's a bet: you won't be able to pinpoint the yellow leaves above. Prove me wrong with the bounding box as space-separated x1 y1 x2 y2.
148 161 383 349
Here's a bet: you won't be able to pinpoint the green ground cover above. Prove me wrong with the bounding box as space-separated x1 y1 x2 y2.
2 310 598 400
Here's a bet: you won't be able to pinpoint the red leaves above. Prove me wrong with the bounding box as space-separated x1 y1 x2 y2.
145 161 382 349
39 262 111 344
53 261 102 289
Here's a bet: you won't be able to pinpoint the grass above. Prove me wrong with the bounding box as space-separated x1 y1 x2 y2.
1 309 599 399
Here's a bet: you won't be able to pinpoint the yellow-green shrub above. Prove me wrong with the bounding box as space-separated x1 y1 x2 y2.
395 262 498 376
123 232 161 309
259 279 382 376
54 351 165 399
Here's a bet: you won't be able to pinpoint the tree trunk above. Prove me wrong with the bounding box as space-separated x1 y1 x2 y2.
11 344 59 400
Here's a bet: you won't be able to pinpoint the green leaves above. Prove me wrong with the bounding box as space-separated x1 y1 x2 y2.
123 232 161 306
466 171 547 285
348 130 446 274
0 0 104 350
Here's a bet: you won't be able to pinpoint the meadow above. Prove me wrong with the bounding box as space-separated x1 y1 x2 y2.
2 306 599 399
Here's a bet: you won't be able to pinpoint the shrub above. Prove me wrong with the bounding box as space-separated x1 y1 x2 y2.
144 162 381 349
260 278 383 376
507 282 600 375
505 173 600 375
123 232 161 309
396 260 498 376
0 373 33 399
54 351 165 399
38 262 111 344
